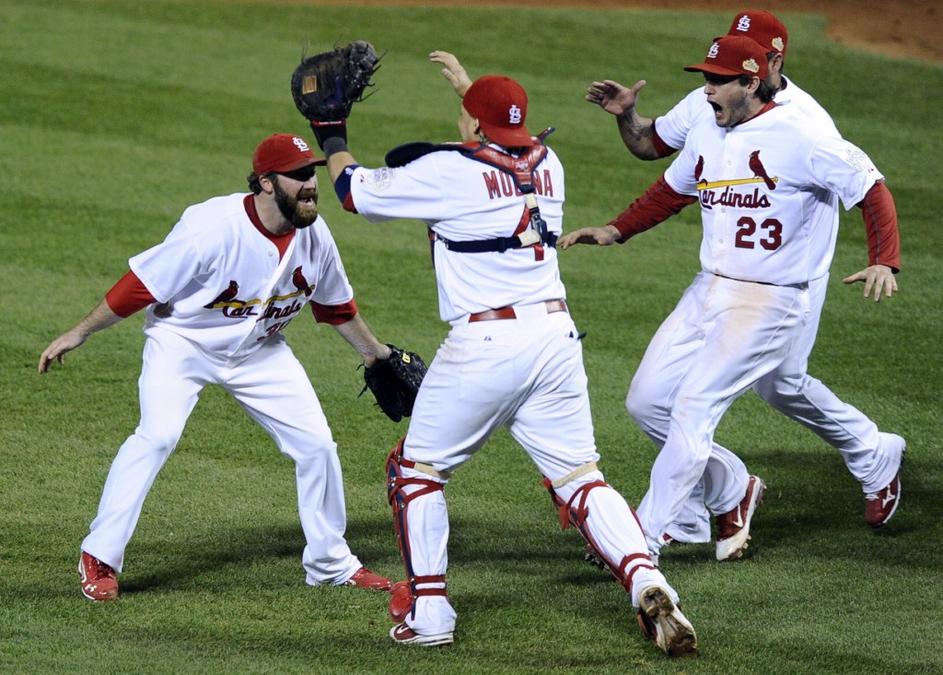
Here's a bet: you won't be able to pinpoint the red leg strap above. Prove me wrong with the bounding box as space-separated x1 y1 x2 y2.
386 439 449 619
415 588 449 597
542 478 609 531
543 476 655 593
566 480 609 529
617 553 657 593
413 573 448 597
412 574 446 584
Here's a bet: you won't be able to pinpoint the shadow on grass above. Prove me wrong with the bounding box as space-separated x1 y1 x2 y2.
115 444 940 600
655 446 943 571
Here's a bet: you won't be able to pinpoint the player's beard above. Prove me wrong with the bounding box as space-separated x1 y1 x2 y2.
716 90 753 128
273 180 319 229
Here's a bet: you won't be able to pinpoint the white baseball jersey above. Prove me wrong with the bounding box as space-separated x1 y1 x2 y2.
633 102 893 555
663 104 882 286
130 193 354 361
83 192 365 585
348 146 567 322
351 144 678 637
654 77 839 152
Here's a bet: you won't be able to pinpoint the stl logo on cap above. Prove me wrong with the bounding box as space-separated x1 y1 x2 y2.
292 136 310 152
509 104 522 124
707 42 720 59
727 10 788 55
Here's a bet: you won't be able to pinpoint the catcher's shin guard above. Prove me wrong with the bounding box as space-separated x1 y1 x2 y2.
386 439 449 620
543 464 657 596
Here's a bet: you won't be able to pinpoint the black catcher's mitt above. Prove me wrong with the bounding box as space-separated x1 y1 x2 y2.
291 40 380 123
361 344 427 422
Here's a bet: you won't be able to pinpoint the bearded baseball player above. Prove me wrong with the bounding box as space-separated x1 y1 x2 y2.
584 11 907 556
560 35 903 565
587 10 838 160
290 49 698 656
38 133 396 600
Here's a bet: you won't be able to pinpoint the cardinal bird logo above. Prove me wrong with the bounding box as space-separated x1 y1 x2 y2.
204 280 240 308
694 155 705 182
292 266 313 296
748 151 777 190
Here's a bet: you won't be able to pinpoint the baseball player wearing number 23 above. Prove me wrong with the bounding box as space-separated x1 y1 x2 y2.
39 134 397 600
561 36 904 563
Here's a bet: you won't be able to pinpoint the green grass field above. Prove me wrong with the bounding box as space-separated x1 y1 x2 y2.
2 0 941 672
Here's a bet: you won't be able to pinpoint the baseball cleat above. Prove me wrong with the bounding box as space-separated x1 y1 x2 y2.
865 433 905 528
78 551 119 602
636 586 698 657
389 622 454 647
344 567 392 591
715 475 766 562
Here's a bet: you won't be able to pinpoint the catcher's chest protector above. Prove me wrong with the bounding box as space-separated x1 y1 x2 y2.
385 135 557 259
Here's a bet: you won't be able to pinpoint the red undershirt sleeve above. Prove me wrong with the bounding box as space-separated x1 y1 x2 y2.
608 176 697 242
858 181 900 272
650 123 677 159
310 299 359 325
105 270 157 317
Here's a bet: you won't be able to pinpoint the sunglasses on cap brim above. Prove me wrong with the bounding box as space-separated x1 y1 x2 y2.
275 164 317 182
703 72 744 85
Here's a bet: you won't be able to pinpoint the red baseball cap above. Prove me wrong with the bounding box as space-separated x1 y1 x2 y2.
685 35 769 79
463 75 535 147
725 9 788 56
252 133 325 174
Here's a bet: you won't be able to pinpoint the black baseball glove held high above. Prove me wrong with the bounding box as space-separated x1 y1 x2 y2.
361 344 427 422
291 40 380 124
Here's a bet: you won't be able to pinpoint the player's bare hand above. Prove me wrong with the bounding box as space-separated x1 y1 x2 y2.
38 331 87 374
842 264 897 302
585 79 646 116
559 225 621 249
429 50 472 97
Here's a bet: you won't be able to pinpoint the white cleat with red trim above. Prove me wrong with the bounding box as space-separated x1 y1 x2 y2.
389 622 454 647
715 475 766 562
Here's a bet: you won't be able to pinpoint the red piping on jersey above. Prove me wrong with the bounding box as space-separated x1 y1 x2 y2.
858 181 900 272
609 176 697 242
105 270 157 317
244 194 295 260
310 299 359 325
737 100 778 127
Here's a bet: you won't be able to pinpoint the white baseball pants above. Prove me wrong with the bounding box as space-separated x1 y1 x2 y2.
631 273 900 547
393 306 674 636
81 327 361 585
753 273 895 493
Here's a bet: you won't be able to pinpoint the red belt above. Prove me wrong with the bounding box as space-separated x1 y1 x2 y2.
468 299 568 323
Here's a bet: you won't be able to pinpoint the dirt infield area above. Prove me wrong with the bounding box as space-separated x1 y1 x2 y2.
349 0 941 64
